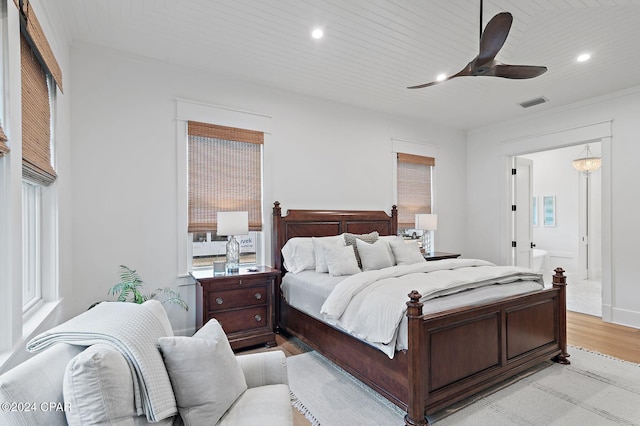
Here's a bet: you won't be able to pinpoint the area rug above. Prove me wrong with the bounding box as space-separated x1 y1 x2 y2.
287 348 640 425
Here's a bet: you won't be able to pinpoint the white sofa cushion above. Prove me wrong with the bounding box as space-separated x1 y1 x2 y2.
158 319 247 425
218 384 293 425
63 343 144 426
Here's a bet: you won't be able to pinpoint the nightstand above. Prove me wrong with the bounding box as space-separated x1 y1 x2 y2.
191 266 280 351
423 252 461 261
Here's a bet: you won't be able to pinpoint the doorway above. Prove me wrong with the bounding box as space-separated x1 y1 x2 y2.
513 143 602 317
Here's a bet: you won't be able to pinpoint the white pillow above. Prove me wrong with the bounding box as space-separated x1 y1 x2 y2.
313 235 346 273
63 344 141 425
158 319 247 426
324 244 361 276
379 235 405 244
356 239 394 271
281 238 315 273
343 232 379 268
390 240 426 265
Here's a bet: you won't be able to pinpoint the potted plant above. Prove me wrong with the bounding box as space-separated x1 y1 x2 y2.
106 265 189 311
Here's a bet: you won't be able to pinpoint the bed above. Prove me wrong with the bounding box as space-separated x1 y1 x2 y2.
272 202 569 425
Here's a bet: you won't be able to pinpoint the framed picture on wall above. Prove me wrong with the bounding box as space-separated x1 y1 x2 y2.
532 196 538 227
543 195 555 227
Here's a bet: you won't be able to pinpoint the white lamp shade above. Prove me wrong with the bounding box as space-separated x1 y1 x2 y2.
415 214 437 231
217 211 249 236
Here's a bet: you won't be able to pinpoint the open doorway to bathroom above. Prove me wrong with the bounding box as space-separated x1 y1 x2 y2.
518 143 602 317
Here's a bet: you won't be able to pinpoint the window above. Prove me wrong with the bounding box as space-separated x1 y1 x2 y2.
19 1 62 314
22 181 41 310
0 122 8 157
187 121 263 268
396 153 435 233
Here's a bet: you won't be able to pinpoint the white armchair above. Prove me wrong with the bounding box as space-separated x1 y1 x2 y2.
0 308 293 426
219 350 293 425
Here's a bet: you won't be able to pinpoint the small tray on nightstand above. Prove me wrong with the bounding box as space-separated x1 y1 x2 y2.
423 252 461 261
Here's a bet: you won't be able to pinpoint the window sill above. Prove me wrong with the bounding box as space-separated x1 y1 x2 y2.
0 299 62 373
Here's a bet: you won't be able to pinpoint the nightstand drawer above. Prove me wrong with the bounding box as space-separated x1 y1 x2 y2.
214 307 268 334
207 286 267 311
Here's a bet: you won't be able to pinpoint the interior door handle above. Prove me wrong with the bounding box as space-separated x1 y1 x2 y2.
531 242 536 248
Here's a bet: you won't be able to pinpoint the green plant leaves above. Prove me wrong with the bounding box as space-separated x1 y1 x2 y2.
107 265 188 311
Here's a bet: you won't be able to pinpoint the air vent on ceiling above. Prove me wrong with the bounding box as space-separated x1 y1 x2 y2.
519 96 549 108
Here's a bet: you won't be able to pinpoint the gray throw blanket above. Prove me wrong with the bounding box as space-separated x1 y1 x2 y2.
27 300 178 422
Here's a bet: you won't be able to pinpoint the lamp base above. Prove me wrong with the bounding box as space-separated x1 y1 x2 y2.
225 236 240 273
422 232 433 256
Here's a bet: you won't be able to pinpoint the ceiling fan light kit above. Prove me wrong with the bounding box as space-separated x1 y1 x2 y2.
408 2 547 89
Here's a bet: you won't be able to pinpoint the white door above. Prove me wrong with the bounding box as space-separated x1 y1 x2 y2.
578 173 589 279
513 157 533 268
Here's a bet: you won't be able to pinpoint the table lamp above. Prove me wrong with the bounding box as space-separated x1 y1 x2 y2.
415 214 438 255
217 211 249 273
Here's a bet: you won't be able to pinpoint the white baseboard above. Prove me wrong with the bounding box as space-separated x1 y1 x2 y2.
610 306 640 330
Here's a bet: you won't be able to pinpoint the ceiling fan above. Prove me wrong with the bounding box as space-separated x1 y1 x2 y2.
407 1 547 89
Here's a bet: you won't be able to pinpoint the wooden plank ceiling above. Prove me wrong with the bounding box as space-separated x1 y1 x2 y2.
44 0 640 130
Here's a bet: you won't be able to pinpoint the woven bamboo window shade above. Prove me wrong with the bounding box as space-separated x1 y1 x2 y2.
397 153 435 229
16 0 63 185
0 123 8 157
188 121 263 233
21 33 55 184
14 0 63 92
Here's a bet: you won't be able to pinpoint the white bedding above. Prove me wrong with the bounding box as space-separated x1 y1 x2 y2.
281 258 544 359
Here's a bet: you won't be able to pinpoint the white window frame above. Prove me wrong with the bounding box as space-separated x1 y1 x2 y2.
22 180 41 312
391 138 439 227
176 99 273 277
1 3 61 364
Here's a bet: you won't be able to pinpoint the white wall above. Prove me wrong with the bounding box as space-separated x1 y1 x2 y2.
467 87 640 329
69 43 467 333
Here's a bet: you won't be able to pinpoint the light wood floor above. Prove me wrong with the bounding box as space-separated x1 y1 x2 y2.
567 310 640 363
241 311 639 425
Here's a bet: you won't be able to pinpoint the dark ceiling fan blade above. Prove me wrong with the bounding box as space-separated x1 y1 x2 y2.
407 64 473 89
477 12 512 64
493 64 548 79
407 2 547 90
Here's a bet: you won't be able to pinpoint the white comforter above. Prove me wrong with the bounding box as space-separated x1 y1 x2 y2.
320 258 543 358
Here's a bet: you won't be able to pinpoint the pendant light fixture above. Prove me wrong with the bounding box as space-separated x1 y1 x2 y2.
572 144 601 173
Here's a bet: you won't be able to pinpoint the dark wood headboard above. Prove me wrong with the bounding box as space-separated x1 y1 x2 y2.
272 201 398 274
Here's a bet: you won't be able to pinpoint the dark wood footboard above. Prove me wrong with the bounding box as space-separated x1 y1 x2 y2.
405 267 568 425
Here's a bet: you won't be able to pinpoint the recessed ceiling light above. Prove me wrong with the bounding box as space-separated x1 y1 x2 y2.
577 53 591 62
311 28 324 39
436 73 447 82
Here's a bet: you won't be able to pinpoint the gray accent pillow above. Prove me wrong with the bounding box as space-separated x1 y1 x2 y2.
158 319 247 425
343 232 379 268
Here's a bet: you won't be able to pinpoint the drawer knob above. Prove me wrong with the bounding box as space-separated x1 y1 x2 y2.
216 297 223 305
254 314 262 322
254 293 262 300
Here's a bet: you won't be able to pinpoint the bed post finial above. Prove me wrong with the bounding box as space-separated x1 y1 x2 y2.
552 267 570 365
391 205 398 236
405 291 428 426
272 202 283 273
